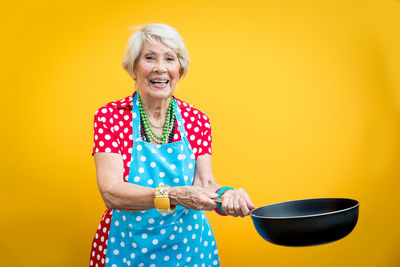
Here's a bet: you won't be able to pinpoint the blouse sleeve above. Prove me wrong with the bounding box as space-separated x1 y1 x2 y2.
92 106 121 155
196 112 212 157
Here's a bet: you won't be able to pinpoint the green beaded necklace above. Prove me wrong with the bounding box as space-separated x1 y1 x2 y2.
138 93 175 144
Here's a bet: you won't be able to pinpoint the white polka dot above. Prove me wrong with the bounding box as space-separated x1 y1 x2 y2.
187 225 192 231
204 241 208 246
134 176 140 182
161 157 166 162
187 123 192 129
160 229 166 234
173 178 179 183
150 254 156 260
187 256 191 262
174 133 179 140
151 148 156 153
170 234 175 240
149 218 155 224
137 145 142 150
177 254 182 260
132 112 137 118
170 164 176 170
167 148 173 153
142 248 148 253
99 141 104 147
132 242 137 248
101 108 107 113
152 239 158 245
139 167 144 173
150 162 156 167
114 220 119 226
142 233 147 239
213 260 218 265
113 249 119 255
190 135 195 141
112 142 118 147
147 179 153 185
164 256 169 261
200 253 204 259
124 115 129 120
188 163 193 169
159 172 165 178
136 216 142 221
140 156 146 161
130 253 135 259
183 238 188 244
105 148 111 153
120 241 125 247
192 234 196 239
114 125 119 131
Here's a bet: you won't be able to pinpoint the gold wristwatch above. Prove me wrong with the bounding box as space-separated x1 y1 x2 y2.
154 185 175 214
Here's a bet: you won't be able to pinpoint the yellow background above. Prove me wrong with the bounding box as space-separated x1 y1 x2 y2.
1 0 400 266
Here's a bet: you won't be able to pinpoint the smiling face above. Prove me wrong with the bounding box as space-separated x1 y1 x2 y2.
133 41 181 102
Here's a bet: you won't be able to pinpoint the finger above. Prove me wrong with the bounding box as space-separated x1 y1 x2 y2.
233 197 244 217
240 190 256 209
228 197 237 217
239 198 250 216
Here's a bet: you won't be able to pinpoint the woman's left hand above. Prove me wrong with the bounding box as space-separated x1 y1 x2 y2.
221 188 256 217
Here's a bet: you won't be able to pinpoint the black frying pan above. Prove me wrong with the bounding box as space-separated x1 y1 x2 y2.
249 198 359 246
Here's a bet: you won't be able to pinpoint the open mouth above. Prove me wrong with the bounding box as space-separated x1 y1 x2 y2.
150 79 169 85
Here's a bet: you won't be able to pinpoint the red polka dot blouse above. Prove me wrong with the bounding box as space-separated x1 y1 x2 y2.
90 92 213 267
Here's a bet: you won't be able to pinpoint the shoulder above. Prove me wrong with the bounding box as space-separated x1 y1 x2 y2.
174 96 211 127
94 95 133 123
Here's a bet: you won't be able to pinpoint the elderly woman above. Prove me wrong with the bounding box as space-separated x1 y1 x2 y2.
89 23 255 267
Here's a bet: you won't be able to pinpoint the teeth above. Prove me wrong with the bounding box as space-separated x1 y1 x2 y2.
150 80 169 84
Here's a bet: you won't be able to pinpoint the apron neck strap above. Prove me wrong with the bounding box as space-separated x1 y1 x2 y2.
131 92 189 141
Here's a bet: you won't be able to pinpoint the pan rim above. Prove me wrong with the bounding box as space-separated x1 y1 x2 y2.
250 197 359 219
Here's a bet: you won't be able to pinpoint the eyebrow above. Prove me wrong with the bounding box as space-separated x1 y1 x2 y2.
142 49 175 56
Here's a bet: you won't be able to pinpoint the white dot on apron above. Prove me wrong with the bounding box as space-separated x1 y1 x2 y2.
111 237 115 243
139 168 144 173
139 263 144 267
186 256 191 262
192 234 196 239
173 178 179 183
169 234 175 240
214 249 218 254
195 247 198 253
120 241 125 247
140 156 146 161
152 239 158 245
132 243 137 248
122 215 126 221
167 148 173 153
159 220 164 225
195 224 199 229
183 238 188 244
130 253 135 259
164 256 170 261
149 218 154 224
187 225 192 231
114 221 119 226
178 154 183 160
132 112 137 118
160 229 166 234
179 227 183 233
188 163 193 169
184 175 188 181
161 157 166 162
113 249 119 255
150 264 155 267
177 254 182 260
141 248 148 253
204 241 208 247
150 162 156 168
209 254 212 259
162 244 167 249
213 260 218 265
121 232 125 237
136 216 142 221
170 164 176 170
208 230 211 236
151 148 156 153
142 233 147 239
148 179 153 185
186 246 190 252
134 176 140 182
172 245 178 250
127 260 131 266
106 257 109 263
200 253 204 259
137 145 142 150
190 154 195 159
150 254 156 260
159 172 165 177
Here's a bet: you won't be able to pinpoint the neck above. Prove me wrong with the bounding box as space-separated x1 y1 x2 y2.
138 92 172 121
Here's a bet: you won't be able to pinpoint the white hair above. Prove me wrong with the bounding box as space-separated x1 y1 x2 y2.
121 23 190 79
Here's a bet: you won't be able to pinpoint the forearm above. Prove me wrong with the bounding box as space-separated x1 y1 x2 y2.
100 182 155 211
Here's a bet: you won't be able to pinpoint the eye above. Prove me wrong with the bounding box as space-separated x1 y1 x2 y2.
167 57 175 61
145 55 155 60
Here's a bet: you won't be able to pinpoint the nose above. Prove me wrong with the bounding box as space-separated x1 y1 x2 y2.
153 59 167 73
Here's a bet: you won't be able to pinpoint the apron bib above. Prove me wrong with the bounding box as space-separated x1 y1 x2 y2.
105 93 220 267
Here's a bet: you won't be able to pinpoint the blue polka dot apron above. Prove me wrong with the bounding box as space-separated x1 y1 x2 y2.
105 93 220 267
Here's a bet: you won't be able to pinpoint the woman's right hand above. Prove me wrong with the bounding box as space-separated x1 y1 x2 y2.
169 186 218 211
